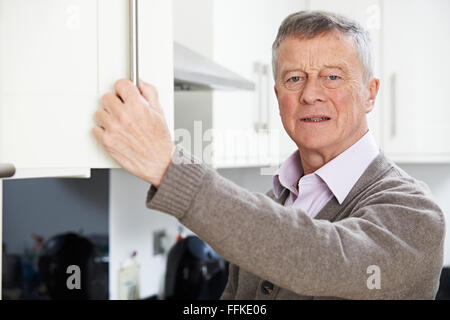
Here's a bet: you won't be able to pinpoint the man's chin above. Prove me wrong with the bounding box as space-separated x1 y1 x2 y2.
295 140 334 153
297 142 330 152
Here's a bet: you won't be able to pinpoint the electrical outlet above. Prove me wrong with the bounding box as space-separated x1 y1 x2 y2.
153 229 166 256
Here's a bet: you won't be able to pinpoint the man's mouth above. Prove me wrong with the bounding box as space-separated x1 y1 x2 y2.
300 116 331 123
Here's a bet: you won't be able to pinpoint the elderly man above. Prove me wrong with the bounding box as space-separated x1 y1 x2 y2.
93 11 445 299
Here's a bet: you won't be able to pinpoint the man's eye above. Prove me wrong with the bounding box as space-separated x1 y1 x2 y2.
288 76 301 83
328 75 340 80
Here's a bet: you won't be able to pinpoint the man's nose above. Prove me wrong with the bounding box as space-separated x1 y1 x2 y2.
300 77 327 105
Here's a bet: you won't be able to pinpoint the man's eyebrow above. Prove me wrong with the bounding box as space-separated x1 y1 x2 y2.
281 65 348 77
280 68 305 77
323 64 347 71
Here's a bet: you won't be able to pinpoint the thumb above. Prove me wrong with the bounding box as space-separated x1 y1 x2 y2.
138 79 160 109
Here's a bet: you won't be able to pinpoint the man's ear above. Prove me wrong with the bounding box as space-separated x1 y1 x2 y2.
364 78 380 114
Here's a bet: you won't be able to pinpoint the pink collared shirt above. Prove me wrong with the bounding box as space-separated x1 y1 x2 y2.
272 131 380 218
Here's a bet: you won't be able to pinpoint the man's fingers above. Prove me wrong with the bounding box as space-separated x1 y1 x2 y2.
95 107 111 130
138 79 160 109
92 125 105 143
114 78 141 103
101 92 127 121
101 92 122 112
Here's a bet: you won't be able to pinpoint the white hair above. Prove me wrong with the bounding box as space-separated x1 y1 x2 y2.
272 10 374 83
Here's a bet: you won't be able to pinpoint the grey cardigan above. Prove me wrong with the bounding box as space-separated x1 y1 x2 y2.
146 145 446 300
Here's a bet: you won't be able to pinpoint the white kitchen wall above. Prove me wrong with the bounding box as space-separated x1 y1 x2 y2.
2 171 109 255
217 167 274 194
108 169 188 300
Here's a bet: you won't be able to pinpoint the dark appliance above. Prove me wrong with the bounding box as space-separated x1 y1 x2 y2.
38 232 108 299
164 235 228 300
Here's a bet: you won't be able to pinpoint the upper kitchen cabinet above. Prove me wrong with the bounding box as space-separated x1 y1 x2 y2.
211 0 305 168
174 0 303 169
308 0 383 146
381 0 450 162
0 0 174 170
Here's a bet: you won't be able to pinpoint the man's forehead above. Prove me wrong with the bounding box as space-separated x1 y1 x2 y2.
279 60 353 79
277 34 360 74
281 61 350 72
280 31 357 53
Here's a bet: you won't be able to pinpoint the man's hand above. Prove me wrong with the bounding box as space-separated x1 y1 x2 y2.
93 79 175 188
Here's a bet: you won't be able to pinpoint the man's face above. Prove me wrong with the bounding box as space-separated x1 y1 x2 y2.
274 31 377 157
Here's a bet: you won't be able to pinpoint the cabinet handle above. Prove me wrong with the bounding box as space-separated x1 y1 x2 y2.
130 0 139 86
253 62 271 132
0 164 15 178
390 73 397 138
263 63 270 131
254 62 263 132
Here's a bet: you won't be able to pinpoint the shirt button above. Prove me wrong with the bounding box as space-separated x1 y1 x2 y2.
261 281 274 295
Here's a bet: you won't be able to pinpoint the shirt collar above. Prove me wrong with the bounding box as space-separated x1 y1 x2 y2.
273 130 379 204
315 131 379 204
272 149 303 199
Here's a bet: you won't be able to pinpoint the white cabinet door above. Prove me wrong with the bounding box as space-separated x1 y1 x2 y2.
211 0 305 168
173 0 304 168
266 1 308 164
0 0 173 171
309 0 383 147
381 0 450 162
211 0 265 167
0 0 100 169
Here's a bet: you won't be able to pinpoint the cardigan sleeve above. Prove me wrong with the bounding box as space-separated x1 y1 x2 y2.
146 145 445 299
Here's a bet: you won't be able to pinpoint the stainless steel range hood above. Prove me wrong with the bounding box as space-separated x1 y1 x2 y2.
174 42 255 91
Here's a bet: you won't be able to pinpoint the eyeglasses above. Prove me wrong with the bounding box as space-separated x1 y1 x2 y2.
281 69 347 91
